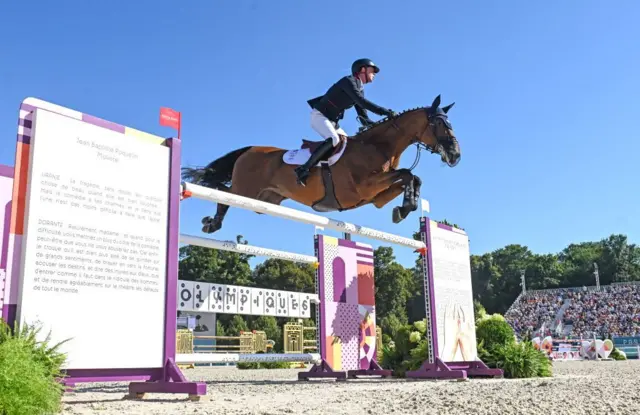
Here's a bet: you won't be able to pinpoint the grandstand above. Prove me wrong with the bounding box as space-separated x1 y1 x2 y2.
505 282 640 340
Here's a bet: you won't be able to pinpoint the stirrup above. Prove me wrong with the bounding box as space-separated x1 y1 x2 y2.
295 170 309 186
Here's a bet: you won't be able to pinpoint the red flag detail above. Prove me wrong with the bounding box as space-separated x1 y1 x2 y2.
159 107 181 130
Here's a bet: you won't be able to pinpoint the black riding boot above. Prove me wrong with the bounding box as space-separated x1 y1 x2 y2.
294 138 334 186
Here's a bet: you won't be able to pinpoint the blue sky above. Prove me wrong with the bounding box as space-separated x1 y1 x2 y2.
1 1 638 269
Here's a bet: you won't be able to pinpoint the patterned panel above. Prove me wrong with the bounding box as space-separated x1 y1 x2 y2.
321 236 338 302
317 235 378 371
334 302 360 369
359 305 377 368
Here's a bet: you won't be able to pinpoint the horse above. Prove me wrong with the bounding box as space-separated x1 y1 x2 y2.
182 95 461 234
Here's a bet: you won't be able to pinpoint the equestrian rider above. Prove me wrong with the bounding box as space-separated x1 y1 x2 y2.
294 58 397 186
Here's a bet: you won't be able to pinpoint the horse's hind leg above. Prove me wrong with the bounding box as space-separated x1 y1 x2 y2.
199 149 288 234
201 202 229 234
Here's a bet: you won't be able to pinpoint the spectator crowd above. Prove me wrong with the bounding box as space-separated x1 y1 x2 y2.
505 284 640 339
505 291 565 337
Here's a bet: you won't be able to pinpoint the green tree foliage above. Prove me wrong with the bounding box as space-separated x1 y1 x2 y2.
179 235 253 286
252 258 315 292
373 246 415 335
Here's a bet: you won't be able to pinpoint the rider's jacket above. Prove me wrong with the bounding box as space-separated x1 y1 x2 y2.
307 75 391 126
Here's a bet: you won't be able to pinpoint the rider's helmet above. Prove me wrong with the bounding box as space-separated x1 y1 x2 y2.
351 58 380 75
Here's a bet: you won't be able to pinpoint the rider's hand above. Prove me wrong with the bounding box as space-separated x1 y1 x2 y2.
387 109 397 118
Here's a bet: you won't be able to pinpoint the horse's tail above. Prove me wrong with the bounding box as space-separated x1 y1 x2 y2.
181 146 252 190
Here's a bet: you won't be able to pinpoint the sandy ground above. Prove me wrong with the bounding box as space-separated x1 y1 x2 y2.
60 360 640 415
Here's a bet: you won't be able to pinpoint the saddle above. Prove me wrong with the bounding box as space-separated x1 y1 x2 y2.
300 135 347 159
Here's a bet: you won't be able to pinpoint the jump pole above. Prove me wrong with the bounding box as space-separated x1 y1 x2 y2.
181 183 425 251
175 353 321 365
179 234 318 265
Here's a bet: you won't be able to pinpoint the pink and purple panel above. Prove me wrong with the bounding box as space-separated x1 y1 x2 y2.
317 235 377 371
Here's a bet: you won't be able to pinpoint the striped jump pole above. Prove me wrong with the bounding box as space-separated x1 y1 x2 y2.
176 353 321 365
179 234 319 265
181 182 425 251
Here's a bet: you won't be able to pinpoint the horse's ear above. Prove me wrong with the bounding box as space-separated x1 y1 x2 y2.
442 102 455 113
431 95 441 109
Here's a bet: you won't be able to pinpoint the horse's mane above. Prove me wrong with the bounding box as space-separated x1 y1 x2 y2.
350 106 428 142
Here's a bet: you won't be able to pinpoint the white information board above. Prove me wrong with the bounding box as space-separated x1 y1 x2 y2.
177 280 316 319
17 108 170 369
429 222 478 362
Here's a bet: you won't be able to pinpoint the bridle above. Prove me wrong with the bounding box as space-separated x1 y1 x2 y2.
407 110 457 171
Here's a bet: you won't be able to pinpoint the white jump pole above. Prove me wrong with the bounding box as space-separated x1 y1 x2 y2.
176 353 322 365
182 182 426 250
179 234 318 265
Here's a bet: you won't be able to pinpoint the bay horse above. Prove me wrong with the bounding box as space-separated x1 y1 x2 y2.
182 95 461 234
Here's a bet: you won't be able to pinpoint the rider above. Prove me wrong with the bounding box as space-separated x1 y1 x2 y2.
294 58 396 186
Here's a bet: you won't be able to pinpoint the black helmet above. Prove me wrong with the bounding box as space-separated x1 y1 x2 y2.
351 58 380 75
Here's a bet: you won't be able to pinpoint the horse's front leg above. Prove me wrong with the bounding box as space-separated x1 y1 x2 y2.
358 169 418 223
392 173 421 223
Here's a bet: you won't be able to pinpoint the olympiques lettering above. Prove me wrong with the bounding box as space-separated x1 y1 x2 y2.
178 282 312 317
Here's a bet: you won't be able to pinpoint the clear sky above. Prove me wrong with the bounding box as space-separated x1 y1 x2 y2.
1 1 638 268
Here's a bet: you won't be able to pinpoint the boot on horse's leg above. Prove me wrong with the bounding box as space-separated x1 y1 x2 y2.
392 179 416 224
412 176 422 208
294 138 334 186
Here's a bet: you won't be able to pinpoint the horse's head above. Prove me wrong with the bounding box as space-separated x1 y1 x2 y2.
416 95 460 167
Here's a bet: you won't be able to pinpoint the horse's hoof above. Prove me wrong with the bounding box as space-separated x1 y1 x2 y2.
202 223 218 234
202 219 221 234
392 207 404 224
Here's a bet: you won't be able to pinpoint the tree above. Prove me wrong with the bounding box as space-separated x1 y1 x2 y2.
600 234 639 283
374 246 415 334
251 258 315 293
558 241 603 287
178 235 252 286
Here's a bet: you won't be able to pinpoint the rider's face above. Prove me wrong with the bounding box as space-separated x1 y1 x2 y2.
364 67 376 83
357 67 376 84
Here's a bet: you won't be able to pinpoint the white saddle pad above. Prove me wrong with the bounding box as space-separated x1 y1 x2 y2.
282 140 347 167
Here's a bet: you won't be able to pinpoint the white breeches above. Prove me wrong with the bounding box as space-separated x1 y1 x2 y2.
310 109 346 147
